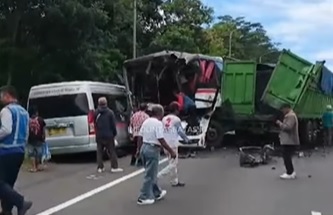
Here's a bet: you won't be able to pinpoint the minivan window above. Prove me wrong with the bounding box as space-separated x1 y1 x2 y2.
28 93 89 119
92 93 128 120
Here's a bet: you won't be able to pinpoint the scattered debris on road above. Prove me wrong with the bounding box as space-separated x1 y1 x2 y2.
86 174 103 180
239 144 274 167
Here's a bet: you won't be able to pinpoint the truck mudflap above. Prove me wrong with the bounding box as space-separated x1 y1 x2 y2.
178 114 211 148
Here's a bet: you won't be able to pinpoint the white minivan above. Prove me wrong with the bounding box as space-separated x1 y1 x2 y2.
27 81 132 155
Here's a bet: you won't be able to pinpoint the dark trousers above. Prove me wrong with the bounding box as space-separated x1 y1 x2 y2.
0 153 25 213
96 138 118 169
282 145 295 175
130 136 142 166
324 127 333 146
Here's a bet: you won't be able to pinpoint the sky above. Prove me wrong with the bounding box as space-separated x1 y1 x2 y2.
202 0 333 69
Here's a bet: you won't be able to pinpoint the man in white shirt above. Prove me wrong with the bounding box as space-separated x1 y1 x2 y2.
158 102 190 187
136 104 176 205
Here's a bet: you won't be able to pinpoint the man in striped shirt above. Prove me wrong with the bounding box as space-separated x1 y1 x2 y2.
130 103 149 165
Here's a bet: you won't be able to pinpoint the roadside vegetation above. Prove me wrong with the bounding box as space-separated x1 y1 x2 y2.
0 0 280 102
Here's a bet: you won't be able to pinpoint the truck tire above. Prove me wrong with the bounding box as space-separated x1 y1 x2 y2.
206 120 224 150
299 120 314 145
312 120 319 145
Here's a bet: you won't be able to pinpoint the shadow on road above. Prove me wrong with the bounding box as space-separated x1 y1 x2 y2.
50 148 131 164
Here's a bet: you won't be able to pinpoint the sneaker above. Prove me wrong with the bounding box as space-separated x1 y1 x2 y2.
171 182 185 187
18 201 33 215
97 168 105 173
111 168 124 173
137 198 155 205
280 172 296 180
156 190 167 200
190 152 196 157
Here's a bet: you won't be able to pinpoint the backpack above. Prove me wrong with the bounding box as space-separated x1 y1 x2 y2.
29 117 41 138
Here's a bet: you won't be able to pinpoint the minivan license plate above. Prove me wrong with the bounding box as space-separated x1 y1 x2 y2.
48 128 66 136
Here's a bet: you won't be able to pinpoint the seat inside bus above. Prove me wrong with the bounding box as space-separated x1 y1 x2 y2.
127 57 200 110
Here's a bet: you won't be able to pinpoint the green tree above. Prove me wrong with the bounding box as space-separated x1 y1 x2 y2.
146 0 213 53
0 0 46 85
206 15 280 62
0 0 282 102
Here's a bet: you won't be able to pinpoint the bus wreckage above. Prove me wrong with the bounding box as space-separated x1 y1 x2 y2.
123 51 223 150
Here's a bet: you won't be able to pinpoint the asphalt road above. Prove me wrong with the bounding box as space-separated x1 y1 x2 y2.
16 148 333 215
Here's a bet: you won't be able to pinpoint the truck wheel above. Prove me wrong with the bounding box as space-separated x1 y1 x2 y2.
299 120 314 145
206 120 224 149
312 121 319 145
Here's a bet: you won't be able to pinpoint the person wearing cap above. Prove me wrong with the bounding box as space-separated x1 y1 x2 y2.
136 104 176 205
158 102 190 187
129 103 149 166
94 97 123 173
276 103 300 180
322 104 333 146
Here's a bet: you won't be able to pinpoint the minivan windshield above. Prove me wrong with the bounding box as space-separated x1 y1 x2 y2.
28 93 89 119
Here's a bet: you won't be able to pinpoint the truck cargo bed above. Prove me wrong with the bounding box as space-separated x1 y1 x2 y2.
261 50 333 119
221 61 280 118
220 49 333 145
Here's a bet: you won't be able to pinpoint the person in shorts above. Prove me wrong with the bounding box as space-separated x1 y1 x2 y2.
27 107 46 172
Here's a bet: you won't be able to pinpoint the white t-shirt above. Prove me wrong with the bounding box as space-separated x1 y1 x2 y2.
138 117 164 145
162 114 181 148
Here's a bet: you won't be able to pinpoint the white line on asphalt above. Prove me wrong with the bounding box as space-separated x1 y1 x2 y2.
35 158 168 215
311 211 322 215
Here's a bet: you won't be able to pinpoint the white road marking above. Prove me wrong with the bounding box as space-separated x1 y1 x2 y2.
311 211 322 215
36 158 168 215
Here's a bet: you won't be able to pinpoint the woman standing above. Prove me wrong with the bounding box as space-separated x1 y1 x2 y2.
129 103 149 166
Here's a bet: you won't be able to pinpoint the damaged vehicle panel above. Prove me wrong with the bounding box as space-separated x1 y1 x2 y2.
123 51 223 148
218 49 333 146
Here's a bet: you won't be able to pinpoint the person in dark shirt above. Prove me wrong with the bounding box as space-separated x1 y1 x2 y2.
94 97 123 173
27 107 46 172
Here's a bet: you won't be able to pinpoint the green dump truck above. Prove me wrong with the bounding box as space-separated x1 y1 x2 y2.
216 49 333 146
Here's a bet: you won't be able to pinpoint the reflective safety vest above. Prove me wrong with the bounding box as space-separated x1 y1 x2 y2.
0 103 29 155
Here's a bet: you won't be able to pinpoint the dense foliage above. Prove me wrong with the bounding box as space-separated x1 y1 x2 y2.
0 0 280 100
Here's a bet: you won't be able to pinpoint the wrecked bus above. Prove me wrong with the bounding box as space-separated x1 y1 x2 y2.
123 51 223 149
217 49 333 146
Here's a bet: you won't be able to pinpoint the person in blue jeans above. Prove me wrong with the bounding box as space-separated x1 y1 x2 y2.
136 104 176 205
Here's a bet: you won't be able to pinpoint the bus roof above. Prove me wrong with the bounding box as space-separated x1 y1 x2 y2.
30 81 125 90
123 50 222 67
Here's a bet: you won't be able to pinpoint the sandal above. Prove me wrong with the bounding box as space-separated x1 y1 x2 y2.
29 168 38 173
